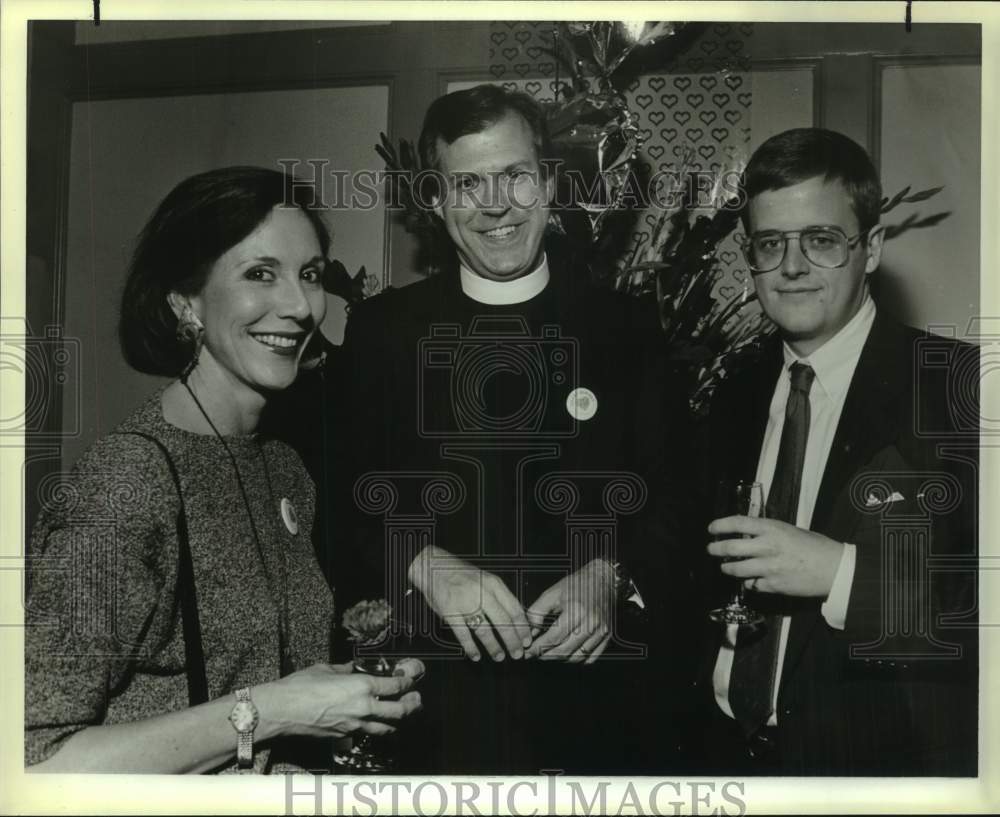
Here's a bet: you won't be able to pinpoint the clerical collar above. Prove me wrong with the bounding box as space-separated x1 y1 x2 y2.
459 256 550 305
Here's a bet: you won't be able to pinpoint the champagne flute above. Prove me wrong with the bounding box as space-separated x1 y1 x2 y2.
708 480 765 627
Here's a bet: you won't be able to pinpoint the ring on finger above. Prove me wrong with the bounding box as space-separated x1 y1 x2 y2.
464 612 485 628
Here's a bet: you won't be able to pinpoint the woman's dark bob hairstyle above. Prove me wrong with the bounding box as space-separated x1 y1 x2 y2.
118 166 330 377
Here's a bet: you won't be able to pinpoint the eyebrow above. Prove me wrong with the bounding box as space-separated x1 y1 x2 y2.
451 162 536 179
244 255 325 268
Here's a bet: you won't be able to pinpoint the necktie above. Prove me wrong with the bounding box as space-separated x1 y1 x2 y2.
729 361 815 736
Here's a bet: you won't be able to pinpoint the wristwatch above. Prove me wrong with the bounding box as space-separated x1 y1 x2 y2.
228 687 259 768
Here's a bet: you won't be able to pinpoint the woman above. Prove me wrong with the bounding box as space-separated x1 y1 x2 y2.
25 166 421 773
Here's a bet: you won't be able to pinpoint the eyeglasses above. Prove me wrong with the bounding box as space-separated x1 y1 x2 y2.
741 226 866 274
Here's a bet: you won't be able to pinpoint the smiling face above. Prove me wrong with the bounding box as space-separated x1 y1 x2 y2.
432 112 553 281
182 206 327 395
748 176 882 357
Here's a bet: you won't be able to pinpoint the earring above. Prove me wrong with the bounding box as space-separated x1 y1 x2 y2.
176 305 204 378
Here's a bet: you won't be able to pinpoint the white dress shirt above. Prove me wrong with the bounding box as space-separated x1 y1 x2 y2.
459 255 549 304
713 294 877 723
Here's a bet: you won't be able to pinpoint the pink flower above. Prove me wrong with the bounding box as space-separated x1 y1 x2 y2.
342 599 393 646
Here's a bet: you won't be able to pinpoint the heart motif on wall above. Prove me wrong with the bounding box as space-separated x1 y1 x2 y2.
674 110 692 126
526 45 544 59
649 76 666 92
673 76 692 91
635 93 654 110
699 110 718 125
660 93 679 108
515 29 531 44
648 110 666 126
647 144 665 160
490 31 507 45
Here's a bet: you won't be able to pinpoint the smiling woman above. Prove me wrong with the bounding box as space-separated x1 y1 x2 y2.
24 167 424 773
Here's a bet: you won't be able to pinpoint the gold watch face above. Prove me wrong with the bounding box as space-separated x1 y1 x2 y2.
229 700 259 732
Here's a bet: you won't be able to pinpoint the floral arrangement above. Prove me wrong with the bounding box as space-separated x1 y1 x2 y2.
324 258 382 308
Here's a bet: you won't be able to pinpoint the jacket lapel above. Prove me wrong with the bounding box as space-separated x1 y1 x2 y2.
780 313 910 687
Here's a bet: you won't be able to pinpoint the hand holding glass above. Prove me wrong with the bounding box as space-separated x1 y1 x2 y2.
709 480 765 627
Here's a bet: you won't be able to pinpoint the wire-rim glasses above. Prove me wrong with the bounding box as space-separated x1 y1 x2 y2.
741 226 867 274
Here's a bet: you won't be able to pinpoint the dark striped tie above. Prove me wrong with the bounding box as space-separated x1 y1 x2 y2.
729 361 815 736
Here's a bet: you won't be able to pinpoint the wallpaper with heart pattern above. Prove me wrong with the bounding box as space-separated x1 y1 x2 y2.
485 21 763 326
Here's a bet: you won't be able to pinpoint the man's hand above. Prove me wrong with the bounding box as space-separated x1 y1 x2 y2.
525 559 615 664
707 516 844 597
408 546 532 662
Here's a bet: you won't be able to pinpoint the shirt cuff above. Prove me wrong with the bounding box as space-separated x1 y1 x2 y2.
820 543 856 630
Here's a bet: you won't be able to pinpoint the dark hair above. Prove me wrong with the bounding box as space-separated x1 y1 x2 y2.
418 84 551 176
119 166 330 377
741 128 882 234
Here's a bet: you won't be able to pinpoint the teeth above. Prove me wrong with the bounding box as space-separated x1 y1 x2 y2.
253 334 299 349
484 225 516 239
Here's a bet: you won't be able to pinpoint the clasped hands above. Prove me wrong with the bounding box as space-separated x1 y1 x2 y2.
707 515 844 598
408 546 615 664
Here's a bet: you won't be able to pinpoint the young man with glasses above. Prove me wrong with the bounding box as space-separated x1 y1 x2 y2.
676 128 978 775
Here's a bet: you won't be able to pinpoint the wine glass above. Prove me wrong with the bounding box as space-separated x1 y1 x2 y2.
331 656 399 773
708 480 765 627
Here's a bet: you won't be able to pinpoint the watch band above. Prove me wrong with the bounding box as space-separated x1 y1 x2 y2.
231 687 258 769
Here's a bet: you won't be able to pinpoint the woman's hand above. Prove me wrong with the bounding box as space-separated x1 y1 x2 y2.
254 660 424 740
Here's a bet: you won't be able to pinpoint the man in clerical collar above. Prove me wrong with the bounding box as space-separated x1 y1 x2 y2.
326 84 678 774
680 127 977 775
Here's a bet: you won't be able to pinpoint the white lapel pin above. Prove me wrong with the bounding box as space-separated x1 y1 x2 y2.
566 387 598 421
280 497 299 535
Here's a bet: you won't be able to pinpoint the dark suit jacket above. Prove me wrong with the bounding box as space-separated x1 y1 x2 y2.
270 250 690 773
680 313 979 775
